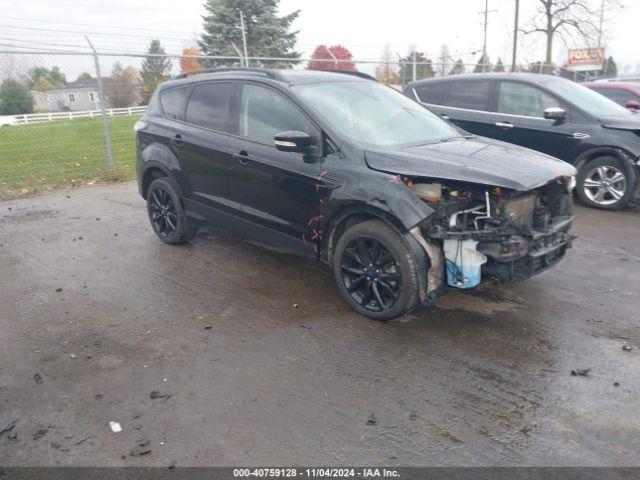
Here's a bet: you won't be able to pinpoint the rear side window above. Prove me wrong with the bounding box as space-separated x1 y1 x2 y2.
444 81 491 111
160 87 189 120
239 84 311 143
185 83 232 132
413 82 448 105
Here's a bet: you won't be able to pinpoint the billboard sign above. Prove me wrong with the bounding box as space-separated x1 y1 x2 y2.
567 48 605 71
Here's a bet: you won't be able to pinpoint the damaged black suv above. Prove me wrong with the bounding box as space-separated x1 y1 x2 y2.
136 68 576 320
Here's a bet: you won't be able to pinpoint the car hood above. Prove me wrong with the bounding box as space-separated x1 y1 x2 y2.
600 115 640 130
364 136 576 191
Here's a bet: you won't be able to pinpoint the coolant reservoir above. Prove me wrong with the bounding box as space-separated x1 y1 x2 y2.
443 239 487 289
413 183 442 203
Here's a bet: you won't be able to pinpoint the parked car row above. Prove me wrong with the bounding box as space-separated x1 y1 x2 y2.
405 73 640 210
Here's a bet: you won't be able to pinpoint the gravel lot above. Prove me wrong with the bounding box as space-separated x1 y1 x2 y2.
0 182 639 466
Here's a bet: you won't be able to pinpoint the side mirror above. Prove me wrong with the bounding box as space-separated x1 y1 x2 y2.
274 131 312 153
544 107 566 122
626 100 640 110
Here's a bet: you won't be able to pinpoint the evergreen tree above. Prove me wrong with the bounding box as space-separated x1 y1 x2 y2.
398 51 435 84
494 58 505 72
602 56 617 78
474 53 491 73
0 79 34 115
140 39 172 104
199 0 300 67
449 59 465 75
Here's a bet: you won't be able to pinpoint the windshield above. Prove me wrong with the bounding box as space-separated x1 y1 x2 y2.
293 81 460 146
545 78 632 117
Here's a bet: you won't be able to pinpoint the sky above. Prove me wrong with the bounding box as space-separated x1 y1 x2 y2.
0 0 638 78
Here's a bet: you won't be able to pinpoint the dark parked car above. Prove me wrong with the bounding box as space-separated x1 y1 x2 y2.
405 73 640 210
136 68 575 320
583 81 640 110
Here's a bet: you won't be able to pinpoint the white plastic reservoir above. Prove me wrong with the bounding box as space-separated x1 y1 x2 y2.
443 239 487 289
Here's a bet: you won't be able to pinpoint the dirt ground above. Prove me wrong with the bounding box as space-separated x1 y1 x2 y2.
0 182 639 467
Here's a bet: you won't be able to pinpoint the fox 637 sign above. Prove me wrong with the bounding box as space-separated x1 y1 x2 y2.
567 48 605 71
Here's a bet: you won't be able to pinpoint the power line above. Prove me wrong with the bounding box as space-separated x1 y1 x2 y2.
2 15 197 35
0 24 195 42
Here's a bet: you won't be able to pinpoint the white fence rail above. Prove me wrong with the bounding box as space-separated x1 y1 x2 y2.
1 106 147 126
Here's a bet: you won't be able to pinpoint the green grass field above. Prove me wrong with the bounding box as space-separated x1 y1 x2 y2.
0 115 141 200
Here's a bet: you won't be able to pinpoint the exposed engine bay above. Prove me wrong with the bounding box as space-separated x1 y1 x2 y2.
404 176 575 298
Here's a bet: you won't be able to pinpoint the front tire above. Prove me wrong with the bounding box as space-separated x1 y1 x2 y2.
333 220 421 321
576 156 633 210
147 177 198 244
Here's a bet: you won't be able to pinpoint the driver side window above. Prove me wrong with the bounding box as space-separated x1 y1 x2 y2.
498 82 558 118
239 84 311 144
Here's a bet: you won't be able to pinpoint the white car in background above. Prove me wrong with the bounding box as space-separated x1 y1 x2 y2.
0 115 17 126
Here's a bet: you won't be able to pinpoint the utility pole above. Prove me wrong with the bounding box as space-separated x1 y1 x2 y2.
480 0 497 72
511 0 520 72
239 11 249 67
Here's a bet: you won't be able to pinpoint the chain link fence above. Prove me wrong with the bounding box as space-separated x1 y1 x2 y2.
0 48 637 200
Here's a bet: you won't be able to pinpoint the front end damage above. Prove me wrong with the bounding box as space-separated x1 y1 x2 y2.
405 176 575 302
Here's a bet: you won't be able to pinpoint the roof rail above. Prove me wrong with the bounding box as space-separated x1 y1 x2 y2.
174 67 284 80
327 70 378 82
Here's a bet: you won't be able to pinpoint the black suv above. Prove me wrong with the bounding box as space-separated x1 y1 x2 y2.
405 73 640 210
136 68 575 320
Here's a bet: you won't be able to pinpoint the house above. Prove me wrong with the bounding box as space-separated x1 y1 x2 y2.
31 78 108 112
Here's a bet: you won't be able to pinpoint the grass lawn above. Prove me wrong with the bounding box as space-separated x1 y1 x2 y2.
0 115 141 200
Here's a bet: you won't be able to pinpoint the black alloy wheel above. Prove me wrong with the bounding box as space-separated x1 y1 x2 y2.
146 177 198 244
340 237 402 312
333 220 421 321
149 186 178 238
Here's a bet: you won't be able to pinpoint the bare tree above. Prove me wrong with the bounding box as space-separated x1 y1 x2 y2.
375 44 400 85
522 0 622 67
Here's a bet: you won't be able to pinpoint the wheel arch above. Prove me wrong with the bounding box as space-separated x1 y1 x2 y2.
324 206 408 265
574 146 637 175
140 162 171 199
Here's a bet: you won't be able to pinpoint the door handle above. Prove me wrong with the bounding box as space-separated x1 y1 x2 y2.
572 132 590 139
233 151 250 164
172 133 184 146
495 122 514 129
441 114 450 120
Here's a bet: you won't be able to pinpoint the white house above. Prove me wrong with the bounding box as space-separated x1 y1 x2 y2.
31 78 106 112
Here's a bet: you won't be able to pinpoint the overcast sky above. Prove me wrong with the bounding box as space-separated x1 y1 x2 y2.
0 0 638 76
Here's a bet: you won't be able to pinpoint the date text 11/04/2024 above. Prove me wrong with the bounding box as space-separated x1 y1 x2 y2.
233 468 400 478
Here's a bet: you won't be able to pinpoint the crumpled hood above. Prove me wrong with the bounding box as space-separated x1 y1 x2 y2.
600 115 640 130
365 136 576 191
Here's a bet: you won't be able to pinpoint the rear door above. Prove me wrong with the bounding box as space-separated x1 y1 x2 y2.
178 81 235 213
227 82 324 258
493 80 595 162
418 79 501 139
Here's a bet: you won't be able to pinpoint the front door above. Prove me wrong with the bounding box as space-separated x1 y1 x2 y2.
493 81 593 162
227 82 324 258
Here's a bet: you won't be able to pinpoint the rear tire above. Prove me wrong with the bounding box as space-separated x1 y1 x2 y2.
576 156 633 210
333 220 421 321
147 177 198 244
